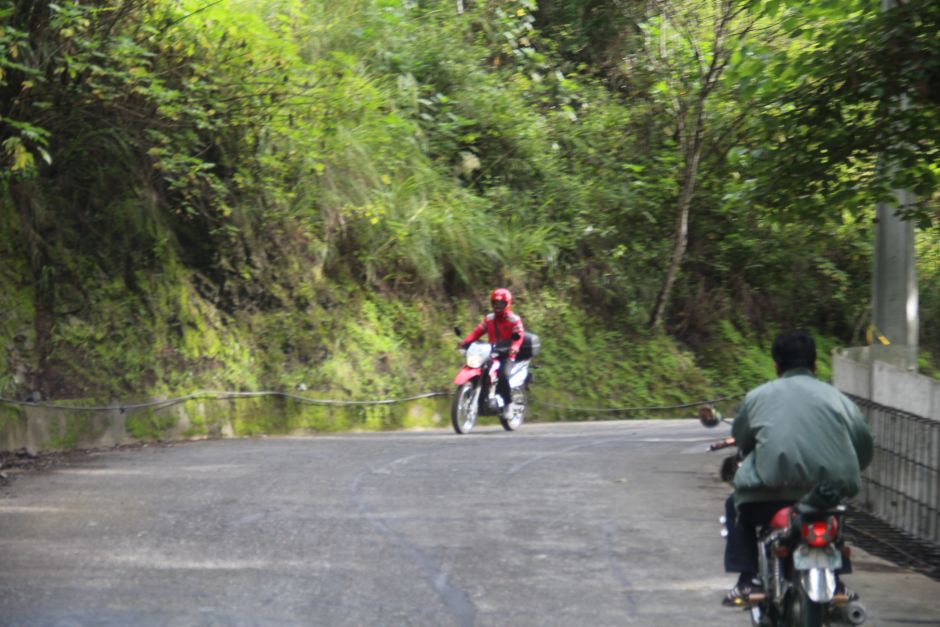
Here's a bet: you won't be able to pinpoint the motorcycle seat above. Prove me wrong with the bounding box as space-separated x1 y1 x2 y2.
769 506 792 530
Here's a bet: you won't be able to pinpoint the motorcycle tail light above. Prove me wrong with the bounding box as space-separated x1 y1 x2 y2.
801 516 838 547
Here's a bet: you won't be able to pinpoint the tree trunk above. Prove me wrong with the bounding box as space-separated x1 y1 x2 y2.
646 0 745 329
650 136 702 330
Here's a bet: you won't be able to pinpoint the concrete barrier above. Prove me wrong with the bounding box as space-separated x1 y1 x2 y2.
834 347 940 420
833 348 940 547
0 394 449 454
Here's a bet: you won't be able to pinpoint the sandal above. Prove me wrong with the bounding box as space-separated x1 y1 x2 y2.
835 582 860 602
722 583 763 607
723 585 750 606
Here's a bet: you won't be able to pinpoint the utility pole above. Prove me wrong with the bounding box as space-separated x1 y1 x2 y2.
871 0 918 371
873 190 918 369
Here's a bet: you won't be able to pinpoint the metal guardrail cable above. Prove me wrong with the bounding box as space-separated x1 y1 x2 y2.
0 390 740 415
0 390 450 412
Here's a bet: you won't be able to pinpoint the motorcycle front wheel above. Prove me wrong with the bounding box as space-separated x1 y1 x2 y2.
499 387 526 431
451 382 480 434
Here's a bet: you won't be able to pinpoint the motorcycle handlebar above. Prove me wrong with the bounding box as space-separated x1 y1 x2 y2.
708 436 736 451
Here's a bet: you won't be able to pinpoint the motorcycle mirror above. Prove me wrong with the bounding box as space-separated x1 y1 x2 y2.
454 327 462 337
698 404 721 428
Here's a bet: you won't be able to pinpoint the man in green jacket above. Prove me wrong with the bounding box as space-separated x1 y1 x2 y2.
722 330 874 606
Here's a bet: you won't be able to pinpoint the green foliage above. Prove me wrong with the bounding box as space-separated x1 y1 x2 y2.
0 403 23 432
741 0 940 227
520 291 718 419
0 0 937 446
126 408 178 441
697 322 777 397
181 413 209 439
0 189 35 397
46 411 105 450
917 230 940 375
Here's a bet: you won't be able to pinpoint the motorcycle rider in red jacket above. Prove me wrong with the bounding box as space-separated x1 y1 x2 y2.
458 288 525 412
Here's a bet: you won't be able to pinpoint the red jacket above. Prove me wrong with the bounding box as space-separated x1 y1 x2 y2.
462 312 524 359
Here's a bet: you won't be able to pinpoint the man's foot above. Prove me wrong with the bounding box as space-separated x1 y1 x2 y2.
500 398 512 416
835 581 859 601
722 585 751 607
722 578 763 607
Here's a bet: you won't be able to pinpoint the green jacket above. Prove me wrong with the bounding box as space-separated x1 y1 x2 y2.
732 368 874 507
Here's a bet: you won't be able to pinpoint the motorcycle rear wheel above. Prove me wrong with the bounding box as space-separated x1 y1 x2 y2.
787 585 825 627
499 387 526 431
451 382 480 434
748 605 764 627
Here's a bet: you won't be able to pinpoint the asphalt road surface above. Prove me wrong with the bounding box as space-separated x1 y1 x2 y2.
2 419 939 626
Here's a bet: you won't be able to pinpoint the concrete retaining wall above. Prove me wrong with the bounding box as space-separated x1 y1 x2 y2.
834 347 940 420
0 395 449 454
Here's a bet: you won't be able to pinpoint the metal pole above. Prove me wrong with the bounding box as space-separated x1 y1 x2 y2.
872 0 918 371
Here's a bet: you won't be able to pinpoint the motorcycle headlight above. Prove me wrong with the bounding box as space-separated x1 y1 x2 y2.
465 343 491 369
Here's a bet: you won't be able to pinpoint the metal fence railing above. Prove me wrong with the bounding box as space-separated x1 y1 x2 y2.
851 395 940 546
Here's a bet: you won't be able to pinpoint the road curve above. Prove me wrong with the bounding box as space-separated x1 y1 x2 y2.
1 420 938 626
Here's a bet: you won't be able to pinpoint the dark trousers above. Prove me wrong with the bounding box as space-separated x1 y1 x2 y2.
496 359 513 405
724 495 793 575
724 493 852 577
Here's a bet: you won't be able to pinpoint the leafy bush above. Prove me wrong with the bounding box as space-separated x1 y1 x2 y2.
0 0 936 424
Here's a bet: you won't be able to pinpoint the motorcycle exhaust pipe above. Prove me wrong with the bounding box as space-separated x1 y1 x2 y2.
842 601 866 625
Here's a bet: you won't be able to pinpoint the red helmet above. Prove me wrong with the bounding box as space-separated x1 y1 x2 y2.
490 288 512 313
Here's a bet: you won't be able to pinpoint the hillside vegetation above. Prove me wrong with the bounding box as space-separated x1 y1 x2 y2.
1 0 938 434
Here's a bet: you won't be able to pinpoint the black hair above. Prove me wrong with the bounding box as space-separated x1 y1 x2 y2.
771 330 816 372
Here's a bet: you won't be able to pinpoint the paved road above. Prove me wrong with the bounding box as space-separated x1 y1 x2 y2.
1 420 938 626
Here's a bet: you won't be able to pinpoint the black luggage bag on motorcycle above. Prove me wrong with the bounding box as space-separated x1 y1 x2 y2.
516 332 541 360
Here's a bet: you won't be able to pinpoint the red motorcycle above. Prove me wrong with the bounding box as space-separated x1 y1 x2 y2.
451 331 539 434
709 436 867 626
